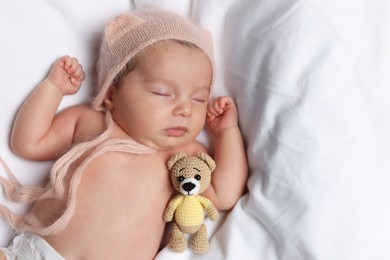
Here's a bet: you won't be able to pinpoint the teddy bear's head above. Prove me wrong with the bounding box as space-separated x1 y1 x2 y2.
167 152 216 196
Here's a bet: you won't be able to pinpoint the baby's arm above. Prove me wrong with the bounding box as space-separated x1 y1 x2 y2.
203 96 248 210
11 56 85 161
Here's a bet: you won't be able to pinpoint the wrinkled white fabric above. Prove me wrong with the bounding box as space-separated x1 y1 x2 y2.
0 232 64 260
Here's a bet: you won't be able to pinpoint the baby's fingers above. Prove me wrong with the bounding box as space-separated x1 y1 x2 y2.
70 75 83 87
208 96 232 115
207 99 222 117
62 56 78 73
64 58 85 84
218 96 234 109
62 55 75 71
71 65 85 81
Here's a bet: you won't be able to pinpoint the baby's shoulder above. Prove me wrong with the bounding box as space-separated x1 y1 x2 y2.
73 104 104 120
64 104 106 144
181 139 208 155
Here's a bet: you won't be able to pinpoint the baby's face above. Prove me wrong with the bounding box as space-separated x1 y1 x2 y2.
106 42 212 150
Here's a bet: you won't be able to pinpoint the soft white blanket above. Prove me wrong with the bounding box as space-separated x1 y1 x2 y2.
1 1 390 259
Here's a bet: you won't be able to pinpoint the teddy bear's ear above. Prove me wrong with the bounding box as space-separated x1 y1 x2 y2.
167 152 188 170
195 153 216 172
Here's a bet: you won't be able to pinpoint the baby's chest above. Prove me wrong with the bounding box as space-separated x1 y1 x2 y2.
82 153 172 198
90 151 169 177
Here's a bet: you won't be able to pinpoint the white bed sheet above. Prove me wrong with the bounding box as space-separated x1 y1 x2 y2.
1 0 390 259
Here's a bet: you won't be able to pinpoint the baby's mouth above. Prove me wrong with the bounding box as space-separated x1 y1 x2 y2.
164 127 188 137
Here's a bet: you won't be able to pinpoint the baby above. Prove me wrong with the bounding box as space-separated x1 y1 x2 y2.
0 8 247 259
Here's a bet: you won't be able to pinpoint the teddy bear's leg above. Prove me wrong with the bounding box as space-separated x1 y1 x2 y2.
191 223 209 254
168 223 187 253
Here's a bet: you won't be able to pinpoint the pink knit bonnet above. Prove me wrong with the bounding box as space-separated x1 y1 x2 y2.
91 8 215 111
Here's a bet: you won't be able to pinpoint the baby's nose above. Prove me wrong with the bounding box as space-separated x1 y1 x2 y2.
173 101 192 117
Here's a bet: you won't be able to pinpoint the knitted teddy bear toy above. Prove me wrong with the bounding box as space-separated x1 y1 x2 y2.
163 152 219 254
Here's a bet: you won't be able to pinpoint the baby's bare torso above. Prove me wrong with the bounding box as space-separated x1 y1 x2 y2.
35 149 192 259
34 151 170 259
28 109 204 259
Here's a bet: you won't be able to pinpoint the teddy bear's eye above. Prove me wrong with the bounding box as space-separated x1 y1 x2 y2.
195 174 201 181
177 176 185 182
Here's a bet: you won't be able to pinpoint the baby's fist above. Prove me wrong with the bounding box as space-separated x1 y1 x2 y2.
206 96 238 133
47 55 85 96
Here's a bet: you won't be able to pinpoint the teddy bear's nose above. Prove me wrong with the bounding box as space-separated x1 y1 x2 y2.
183 182 196 192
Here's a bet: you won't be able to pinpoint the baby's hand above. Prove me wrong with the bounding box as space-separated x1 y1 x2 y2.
206 96 238 134
47 55 85 96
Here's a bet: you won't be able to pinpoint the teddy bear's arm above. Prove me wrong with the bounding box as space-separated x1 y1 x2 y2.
163 195 184 222
199 196 219 221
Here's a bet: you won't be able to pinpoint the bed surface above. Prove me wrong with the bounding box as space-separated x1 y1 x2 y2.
1 1 390 259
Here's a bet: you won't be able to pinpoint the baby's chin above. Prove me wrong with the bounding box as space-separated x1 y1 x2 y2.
153 137 197 152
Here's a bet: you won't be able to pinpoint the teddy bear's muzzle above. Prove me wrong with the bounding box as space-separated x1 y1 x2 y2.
183 182 196 193
180 178 201 195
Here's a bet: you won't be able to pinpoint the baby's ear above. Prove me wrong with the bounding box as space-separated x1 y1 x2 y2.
195 153 216 172
103 85 116 110
167 152 187 170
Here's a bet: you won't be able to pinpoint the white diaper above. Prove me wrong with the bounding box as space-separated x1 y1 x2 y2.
0 232 64 260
